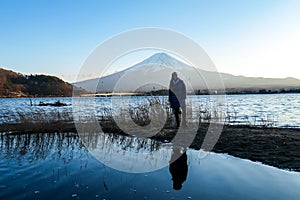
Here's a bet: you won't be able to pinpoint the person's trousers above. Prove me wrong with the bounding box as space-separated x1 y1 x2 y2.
173 107 186 127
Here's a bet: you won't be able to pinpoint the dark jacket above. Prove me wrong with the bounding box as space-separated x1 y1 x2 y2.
169 78 186 108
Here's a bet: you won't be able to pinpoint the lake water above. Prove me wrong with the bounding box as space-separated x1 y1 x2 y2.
1 93 300 128
1 94 300 199
0 132 299 200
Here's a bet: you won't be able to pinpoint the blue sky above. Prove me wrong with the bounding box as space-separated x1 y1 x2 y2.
1 0 300 82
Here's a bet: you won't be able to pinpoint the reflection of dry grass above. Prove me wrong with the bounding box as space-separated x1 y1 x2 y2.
0 131 160 162
80 132 160 153
1 120 299 172
0 132 84 163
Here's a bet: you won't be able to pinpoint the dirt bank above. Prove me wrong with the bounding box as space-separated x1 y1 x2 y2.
153 124 300 172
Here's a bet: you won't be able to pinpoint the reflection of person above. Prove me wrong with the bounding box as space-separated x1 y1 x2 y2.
169 72 186 128
169 148 188 190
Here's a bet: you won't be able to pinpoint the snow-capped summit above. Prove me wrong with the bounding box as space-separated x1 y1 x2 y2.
127 52 192 72
137 52 186 67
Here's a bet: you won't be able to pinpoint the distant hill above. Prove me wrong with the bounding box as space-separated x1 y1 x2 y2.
74 52 300 93
0 68 87 97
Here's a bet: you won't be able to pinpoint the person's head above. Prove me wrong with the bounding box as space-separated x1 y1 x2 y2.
173 180 183 190
172 72 178 80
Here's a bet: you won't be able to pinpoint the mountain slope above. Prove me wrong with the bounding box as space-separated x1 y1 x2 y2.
73 53 300 93
0 68 87 97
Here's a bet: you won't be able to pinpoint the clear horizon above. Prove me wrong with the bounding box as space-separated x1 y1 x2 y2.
1 0 300 82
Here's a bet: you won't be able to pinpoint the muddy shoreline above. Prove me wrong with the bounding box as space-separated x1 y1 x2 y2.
153 124 300 172
1 122 299 172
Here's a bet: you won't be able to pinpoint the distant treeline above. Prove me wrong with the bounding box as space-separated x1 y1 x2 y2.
220 88 300 95
0 68 87 97
10 74 73 97
139 88 300 96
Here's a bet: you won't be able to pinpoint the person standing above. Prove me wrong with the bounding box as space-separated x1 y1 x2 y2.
169 72 186 128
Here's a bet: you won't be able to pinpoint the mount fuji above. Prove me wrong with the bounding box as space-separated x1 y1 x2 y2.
73 52 300 93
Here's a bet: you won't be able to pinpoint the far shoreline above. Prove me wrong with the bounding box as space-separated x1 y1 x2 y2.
1 89 300 98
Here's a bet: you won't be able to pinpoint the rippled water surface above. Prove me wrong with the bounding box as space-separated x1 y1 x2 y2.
1 93 300 127
0 132 300 200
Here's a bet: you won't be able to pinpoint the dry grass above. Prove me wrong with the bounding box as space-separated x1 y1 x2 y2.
0 109 76 133
0 96 277 133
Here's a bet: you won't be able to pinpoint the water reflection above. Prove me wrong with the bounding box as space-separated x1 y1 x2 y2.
169 148 188 190
0 132 85 164
0 131 181 173
1 132 300 200
0 132 165 167
77 131 174 173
